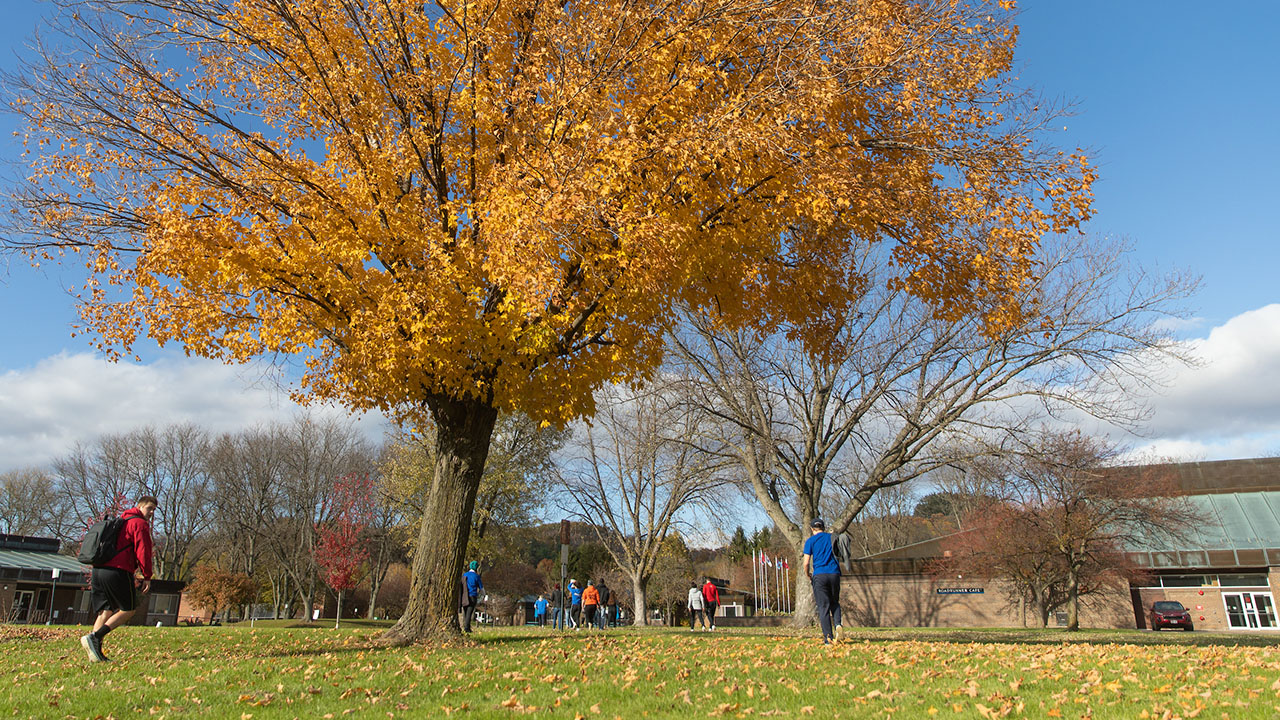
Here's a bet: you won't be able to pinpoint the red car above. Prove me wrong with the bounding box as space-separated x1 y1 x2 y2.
1149 600 1194 631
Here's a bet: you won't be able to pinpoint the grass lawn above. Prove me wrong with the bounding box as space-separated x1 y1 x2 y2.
4 623 1280 719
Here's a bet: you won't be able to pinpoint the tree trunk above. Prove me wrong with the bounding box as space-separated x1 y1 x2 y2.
367 579 380 621
1031 587 1048 628
789 535 817 628
1066 566 1080 631
367 544 385 620
631 574 648 627
382 396 498 645
335 589 343 629
791 570 816 627
300 586 314 624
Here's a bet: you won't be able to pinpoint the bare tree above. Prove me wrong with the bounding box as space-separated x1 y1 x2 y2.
271 416 375 622
989 431 1199 630
53 439 136 535
556 381 726 625
207 424 290 615
208 416 374 621
126 424 216 580
0 468 64 536
671 234 1198 625
50 424 215 578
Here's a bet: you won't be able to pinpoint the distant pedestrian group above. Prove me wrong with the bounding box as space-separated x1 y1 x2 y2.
689 577 720 631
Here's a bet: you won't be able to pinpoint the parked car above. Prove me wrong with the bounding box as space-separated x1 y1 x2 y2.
1150 600 1194 631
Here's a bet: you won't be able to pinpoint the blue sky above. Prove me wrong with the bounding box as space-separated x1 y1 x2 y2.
0 1 1278 471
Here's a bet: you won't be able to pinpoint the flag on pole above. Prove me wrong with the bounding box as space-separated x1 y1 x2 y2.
762 551 772 567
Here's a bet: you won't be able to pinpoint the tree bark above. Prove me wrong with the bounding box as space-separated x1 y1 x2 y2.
791 570 816 627
1066 565 1080 631
631 574 648 627
382 396 498 645
300 583 314 624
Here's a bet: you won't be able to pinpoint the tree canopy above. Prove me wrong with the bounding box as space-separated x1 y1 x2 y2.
10 0 1093 419
7 0 1095 641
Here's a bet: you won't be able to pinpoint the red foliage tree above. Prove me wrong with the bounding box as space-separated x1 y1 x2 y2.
315 473 377 628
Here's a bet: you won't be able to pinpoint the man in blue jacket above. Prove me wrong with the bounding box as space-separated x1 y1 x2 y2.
802 518 843 644
462 560 484 633
568 579 582 629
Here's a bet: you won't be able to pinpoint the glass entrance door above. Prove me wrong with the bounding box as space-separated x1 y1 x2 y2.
1223 592 1278 629
9 590 33 623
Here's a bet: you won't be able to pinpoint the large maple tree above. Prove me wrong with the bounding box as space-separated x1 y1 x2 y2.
8 0 1093 641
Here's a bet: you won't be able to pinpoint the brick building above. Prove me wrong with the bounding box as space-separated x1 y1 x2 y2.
846 457 1280 631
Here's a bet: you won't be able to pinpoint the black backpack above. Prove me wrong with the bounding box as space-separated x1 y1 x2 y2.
833 532 854 574
77 515 133 566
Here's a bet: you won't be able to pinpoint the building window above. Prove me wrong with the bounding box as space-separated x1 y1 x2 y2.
1218 574 1269 588
149 594 178 615
1160 575 1209 587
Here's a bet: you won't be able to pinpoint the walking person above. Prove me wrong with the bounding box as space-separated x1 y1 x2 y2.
550 583 563 629
803 518 842 645
461 560 484 633
595 580 611 629
534 594 548 626
581 579 601 628
687 581 709 631
701 577 720 631
81 496 156 663
568 579 582 629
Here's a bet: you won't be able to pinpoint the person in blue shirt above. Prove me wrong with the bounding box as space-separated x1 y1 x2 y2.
462 560 484 633
802 518 843 644
534 594 548 626
568 579 583 629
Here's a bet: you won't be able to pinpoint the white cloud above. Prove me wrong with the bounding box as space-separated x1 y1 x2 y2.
4 305 1280 472
0 352 390 470
1113 304 1280 460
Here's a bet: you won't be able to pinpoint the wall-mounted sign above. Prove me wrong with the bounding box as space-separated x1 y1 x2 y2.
936 587 984 595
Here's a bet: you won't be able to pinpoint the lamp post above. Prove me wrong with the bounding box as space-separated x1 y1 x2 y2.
46 569 60 625
559 520 570 632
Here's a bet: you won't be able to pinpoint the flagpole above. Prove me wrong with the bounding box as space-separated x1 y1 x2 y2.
774 560 780 612
752 550 758 615
763 553 769 613
777 561 782 612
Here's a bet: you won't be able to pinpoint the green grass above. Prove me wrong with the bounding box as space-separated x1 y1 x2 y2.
4 623 1280 719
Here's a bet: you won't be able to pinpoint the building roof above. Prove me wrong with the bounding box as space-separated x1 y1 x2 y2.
0 548 91 583
857 490 1280 574
1126 491 1280 570
1111 456 1280 496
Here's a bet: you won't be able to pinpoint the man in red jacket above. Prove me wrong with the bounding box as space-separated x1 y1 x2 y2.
81 496 156 663
701 578 720 631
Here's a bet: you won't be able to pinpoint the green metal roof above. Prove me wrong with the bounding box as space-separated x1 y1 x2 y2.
1124 491 1280 570
0 549 91 574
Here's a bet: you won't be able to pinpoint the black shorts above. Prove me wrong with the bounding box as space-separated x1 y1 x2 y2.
91 567 139 613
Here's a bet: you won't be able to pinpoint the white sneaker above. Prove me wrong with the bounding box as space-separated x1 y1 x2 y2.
834 625 844 642
711 625 717 630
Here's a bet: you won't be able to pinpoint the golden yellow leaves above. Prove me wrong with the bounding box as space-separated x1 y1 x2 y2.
16 0 1097 427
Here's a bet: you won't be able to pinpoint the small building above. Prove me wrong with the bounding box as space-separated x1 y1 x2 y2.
0 535 90 625
0 533 184 626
